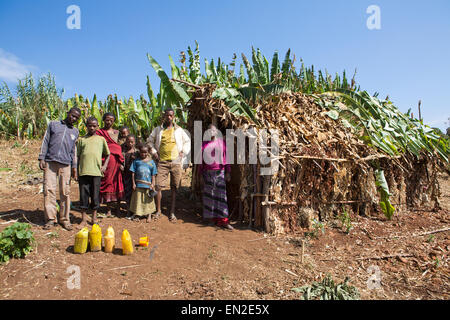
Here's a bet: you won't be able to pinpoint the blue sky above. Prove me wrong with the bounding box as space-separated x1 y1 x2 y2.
0 0 449 130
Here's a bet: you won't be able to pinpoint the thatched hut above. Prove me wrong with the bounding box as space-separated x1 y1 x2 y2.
186 84 442 234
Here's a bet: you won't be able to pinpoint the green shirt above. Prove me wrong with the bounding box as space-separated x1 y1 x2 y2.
77 135 110 177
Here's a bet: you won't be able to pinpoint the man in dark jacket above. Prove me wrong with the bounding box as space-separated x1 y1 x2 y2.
38 107 81 230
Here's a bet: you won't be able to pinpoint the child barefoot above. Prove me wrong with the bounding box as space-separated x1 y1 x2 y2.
76 117 110 227
128 144 157 223
121 134 138 214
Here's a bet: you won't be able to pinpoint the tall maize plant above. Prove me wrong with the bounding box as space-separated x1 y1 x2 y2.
0 73 66 139
0 73 160 140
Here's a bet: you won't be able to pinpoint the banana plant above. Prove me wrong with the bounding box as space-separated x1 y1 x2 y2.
146 45 374 130
316 89 448 163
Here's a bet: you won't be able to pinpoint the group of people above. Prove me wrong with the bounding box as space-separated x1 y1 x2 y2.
38 107 234 231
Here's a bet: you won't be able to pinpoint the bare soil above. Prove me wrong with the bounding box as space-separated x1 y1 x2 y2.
0 140 448 300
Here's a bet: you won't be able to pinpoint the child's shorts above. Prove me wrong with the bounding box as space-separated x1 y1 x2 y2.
79 175 101 210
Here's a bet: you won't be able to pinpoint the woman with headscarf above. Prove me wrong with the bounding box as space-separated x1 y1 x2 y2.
96 113 125 216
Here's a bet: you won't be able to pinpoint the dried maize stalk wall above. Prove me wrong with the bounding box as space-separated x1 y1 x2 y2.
186 85 441 234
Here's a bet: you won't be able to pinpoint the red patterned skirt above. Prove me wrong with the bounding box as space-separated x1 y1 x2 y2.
100 153 125 203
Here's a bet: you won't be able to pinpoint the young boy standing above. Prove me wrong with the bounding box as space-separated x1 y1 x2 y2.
121 134 138 213
76 117 110 226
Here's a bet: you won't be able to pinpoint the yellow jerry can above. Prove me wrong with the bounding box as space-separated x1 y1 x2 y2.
89 224 102 252
121 229 133 255
103 226 115 253
74 227 89 254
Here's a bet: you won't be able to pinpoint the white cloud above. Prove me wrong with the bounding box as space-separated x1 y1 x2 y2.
0 49 36 83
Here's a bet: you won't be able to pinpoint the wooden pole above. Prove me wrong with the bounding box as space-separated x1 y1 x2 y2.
255 163 262 227
418 100 422 122
261 175 271 232
238 198 243 222
170 78 201 89
301 240 306 264
249 164 257 228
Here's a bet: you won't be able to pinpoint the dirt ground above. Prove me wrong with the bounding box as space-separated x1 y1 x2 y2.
0 140 448 300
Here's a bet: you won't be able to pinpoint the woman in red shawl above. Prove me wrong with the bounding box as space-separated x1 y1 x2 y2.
96 113 125 216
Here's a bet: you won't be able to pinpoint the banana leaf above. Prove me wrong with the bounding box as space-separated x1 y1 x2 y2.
147 54 190 105
375 169 395 220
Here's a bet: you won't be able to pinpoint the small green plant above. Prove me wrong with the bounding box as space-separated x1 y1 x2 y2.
338 210 352 234
426 235 435 243
19 162 34 175
434 257 440 268
305 219 325 239
291 274 360 300
0 222 35 264
46 231 59 239
12 141 21 149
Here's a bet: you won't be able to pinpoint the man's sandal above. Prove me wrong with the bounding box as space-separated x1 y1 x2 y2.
60 222 73 231
126 215 139 222
169 213 177 223
153 212 162 220
43 221 55 230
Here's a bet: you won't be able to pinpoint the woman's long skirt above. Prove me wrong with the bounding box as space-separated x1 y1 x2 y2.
202 170 229 226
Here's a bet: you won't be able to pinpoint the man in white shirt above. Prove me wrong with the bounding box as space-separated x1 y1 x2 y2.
146 108 190 222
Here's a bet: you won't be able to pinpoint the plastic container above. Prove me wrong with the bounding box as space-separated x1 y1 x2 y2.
103 226 115 253
74 227 89 254
89 224 102 252
121 229 133 255
139 236 149 247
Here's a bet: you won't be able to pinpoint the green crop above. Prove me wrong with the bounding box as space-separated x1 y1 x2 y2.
339 209 353 234
0 73 163 140
0 222 36 264
291 274 360 300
